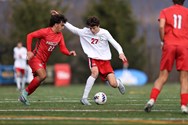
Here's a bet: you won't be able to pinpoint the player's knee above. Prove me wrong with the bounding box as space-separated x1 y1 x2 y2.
91 71 99 78
39 74 47 81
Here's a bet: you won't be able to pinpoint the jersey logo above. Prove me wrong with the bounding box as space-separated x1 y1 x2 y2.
39 64 43 67
46 41 58 52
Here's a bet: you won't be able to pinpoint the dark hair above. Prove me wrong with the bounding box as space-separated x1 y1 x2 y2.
49 14 67 27
86 16 100 27
172 0 185 5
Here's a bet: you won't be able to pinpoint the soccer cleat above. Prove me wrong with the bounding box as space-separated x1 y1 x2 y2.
19 89 30 106
181 105 188 114
144 99 155 113
117 79 125 95
80 98 91 105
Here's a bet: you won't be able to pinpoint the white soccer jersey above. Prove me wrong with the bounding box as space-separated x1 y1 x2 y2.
65 22 123 60
13 46 27 69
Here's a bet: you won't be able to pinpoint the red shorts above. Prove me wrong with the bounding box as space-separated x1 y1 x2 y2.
28 57 46 73
88 58 114 81
160 45 188 71
15 68 25 75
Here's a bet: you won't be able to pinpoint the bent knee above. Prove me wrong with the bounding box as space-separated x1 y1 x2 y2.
39 74 47 81
91 71 99 78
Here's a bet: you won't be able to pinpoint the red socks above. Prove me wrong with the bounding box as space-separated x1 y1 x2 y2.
150 88 160 101
26 77 40 95
149 88 188 106
181 93 188 106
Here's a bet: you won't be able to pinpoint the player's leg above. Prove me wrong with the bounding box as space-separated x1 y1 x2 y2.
144 70 169 112
19 68 46 105
20 69 26 90
21 76 26 90
145 45 175 112
26 68 47 95
176 46 188 113
15 68 21 91
106 73 125 94
19 58 47 105
180 71 188 114
81 66 98 105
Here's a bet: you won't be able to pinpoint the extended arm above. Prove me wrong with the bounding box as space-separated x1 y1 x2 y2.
64 22 83 36
59 37 76 56
106 31 128 64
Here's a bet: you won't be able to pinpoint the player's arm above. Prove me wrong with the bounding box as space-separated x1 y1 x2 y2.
59 36 76 56
13 48 18 60
64 22 83 36
27 29 45 60
159 18 165 41
158 10 165 48
106 31 128 65
22 48 28 60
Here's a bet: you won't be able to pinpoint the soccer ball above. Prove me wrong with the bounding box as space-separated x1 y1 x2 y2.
94 92 107 105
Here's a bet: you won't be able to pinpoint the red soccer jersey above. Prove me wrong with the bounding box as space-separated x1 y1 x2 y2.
159 4 188 46
27 27 70 62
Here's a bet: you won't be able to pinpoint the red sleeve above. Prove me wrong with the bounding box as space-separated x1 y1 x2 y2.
59 35 70 56
27 28 46 51
158 10 165 21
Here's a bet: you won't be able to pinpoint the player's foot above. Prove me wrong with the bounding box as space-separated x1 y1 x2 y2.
144 99 154 113
181 105 188 114
117 79 125 94
19 89 30 106
80 98 91 105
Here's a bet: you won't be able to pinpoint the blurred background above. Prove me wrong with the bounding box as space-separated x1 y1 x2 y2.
0 0 187 85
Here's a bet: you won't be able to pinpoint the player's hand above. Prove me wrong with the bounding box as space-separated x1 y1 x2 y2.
119 53 129 68
27 51 34 60
69 51 76 56
50 10 59 15
160 42 164 49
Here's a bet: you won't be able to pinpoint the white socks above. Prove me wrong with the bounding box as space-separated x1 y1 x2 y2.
116 79 120 87
82 76 96 99
21 77 26 90
16 76 26 90
16 77 21 90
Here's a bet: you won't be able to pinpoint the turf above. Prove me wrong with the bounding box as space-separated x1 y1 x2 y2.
0 83 187 125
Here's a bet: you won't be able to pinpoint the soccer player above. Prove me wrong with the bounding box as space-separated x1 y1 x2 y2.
13 42 27 91
144 0 188 114
19 14 76 105
51 10 128 105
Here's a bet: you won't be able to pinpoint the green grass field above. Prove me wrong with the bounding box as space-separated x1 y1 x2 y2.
0 83 188 125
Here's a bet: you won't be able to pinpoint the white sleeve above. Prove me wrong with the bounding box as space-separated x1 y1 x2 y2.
21 48 27 60
106 31 124 54
64 22 83 36
13 48 19 59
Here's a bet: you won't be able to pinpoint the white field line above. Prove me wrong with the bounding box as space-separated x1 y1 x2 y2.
0 109 180 112
0 116 188 123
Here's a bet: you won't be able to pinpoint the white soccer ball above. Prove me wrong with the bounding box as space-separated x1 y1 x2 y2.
94 92 107 105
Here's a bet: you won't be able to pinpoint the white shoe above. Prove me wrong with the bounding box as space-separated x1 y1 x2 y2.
80 98 91 105
117 79 125 95
144 99 155 112
19 90 30 106
181 105 188 114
